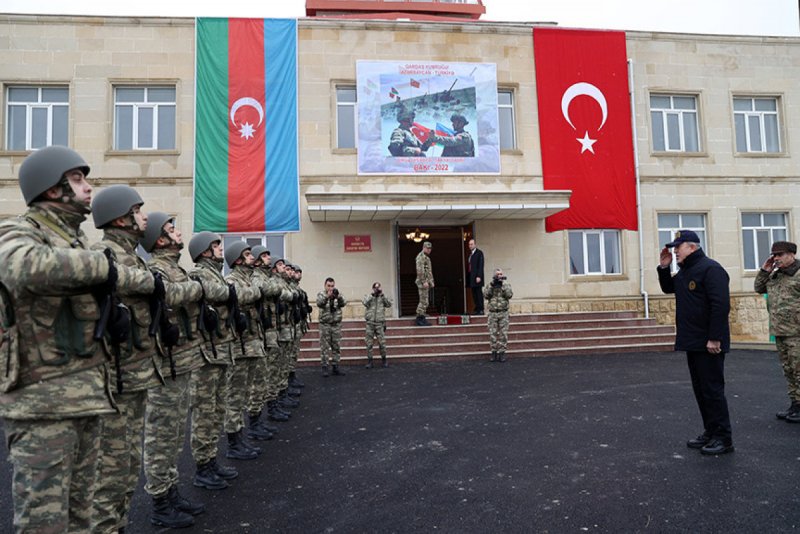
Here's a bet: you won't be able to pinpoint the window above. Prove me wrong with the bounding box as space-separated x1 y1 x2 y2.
568 230 621 275
221 234 285 275
742 212 787 270
336 86 357 149
114 86 176 150
733 97 780 153
650 94 699 152
658 213 707 271
498 89 517 150
6 86 69 150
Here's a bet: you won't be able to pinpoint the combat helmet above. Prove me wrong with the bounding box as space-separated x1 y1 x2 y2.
251 245 269 260
450 113 469 126
140 211 173 253
19 145 91 206
189 231 222 262
91 185 144 229
224 241 251 269
397 110 415 122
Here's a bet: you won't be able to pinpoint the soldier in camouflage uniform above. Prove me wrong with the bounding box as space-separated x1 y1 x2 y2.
363 282 393 369
388 110 430 157
0 146 119 533
265 258 296 422
140 212 206 528
754 241 800 422
223 242 267 458
187 232 240 490
431 114 475 157
316 277 347 376
278 263 302 409
415 241 434 326
288 265 311 390
89 185 163 534
483 268 513 363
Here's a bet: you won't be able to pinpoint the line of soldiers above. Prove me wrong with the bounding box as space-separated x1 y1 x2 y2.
0 146 313 532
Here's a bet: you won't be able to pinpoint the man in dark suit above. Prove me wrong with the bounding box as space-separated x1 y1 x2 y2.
467 238 485 315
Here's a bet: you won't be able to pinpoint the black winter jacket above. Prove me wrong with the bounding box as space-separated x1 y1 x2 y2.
657 249 731 353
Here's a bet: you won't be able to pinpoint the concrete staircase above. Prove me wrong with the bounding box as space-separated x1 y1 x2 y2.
298 311 675 366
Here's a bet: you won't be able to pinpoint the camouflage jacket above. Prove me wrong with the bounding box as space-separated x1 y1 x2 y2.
91 228 163 391
438 130 475 157
188 257 235 365
316 290 346 324
252 267 293 347
362 293 392 323
415 251 433 286
148 249 204 375
483 280 513 313
755 259 800 336
225 265 263 356
389 126 425 157
0 205 115 419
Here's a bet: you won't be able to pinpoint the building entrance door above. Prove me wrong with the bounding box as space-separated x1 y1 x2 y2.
396 224 472 317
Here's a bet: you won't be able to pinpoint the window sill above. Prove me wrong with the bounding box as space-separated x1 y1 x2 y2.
650 150 709 158
332 148 357 155
105 149 180 157
501 148 523 156
567 274 629 282
734 151 788 158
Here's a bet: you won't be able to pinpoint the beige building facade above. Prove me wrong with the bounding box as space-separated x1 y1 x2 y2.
1 14 797 340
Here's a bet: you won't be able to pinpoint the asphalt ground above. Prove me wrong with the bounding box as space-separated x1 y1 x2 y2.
1 349 799 533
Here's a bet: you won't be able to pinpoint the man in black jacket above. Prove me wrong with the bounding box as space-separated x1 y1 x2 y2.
467 238 485 315
658 230 733 455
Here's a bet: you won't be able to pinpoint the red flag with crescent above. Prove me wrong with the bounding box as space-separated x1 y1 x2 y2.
534 28 637 232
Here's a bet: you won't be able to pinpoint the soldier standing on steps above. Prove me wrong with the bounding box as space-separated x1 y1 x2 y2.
415 241 434 326
317 277 346 377
483 268 513 363
363 282 393 369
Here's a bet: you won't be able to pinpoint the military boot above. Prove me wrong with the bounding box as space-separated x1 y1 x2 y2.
786 406 800 423
226 432 258 460
239 431 263 455
193 461 229 490
490 351 498 362
381 352 388 368
278 391 300 408
168 485 205 516
365 353 373 369
332 364 346 376
247 413 274 441
253 410 279 434
150 494 194 528
498 351 507 363
289 371 305 388
287 386 302 397
267 401 290 422
210 458 238 480
776 400 800 420
322 364 330 377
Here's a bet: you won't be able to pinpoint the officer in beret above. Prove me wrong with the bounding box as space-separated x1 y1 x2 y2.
755 241 800 422
658 230 733 455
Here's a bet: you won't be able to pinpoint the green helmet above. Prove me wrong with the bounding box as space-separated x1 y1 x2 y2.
450 113 469 126
397 110 415 122
189 231 222 262
91 185 144 229
224 241 251 269
251 245 271 262
19 145 91 206
139 211 173 253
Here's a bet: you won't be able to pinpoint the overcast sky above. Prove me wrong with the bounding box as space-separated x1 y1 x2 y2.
2 0 798 36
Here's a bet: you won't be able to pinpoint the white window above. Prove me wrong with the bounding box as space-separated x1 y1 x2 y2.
650 94 700 152
221 234 285 275
742 212 787 270
336 86 357 149
657 213 707 271
568 230 621 275
6 86 69 150
734 97 780 153
114 86 176 150
498 89 517 150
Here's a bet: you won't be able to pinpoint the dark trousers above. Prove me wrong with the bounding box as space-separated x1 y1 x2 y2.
686 350 732 442
471 285 484 314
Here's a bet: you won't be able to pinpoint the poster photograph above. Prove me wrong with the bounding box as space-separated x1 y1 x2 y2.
357 60 500 175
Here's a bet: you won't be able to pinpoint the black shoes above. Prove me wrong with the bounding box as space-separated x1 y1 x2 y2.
415 315 431 326
498 351 507 363
490 351 497 362
226 431 259 460
168 485 205 516
331 364 346 376
193 462 229 491
289 371 305 388
700 439 734 456
686 433 712 449
322 365 330 377
381 355 388 368
151 494 194 529
776 400 800 420
210 458 238 480
365 357 373 369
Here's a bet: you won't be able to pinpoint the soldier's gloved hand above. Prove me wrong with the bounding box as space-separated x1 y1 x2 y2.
92 248 118 302
202 307 219 333
107 303 131 344
152 272 166 302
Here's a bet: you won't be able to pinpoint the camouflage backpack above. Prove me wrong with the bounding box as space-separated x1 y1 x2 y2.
0 281 19 392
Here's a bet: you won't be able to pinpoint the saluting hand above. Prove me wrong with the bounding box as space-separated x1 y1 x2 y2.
659 247 672 268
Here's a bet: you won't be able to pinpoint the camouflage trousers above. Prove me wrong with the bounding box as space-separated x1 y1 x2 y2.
319 323 342 366
416 286 429 316
190 364 227 465
776 336 800 401
92 389 148 534
277 341 293 391
264 345 281 403
143 372 191 497
246 356 269 416
365 321 387 358
4 416 100 533
488 310 510 351
224 340 264 433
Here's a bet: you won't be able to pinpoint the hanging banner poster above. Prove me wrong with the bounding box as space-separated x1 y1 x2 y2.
357 60 500 175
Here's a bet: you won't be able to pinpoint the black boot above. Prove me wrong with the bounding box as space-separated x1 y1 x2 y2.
490 351 497 362
278 392 299 408
210 458 238 480
287 386 302 397
365 354 373 369
254 410 279 434
267 401 290 422
777 400 800 420
289 371 305 388
226 432 258 461
322 364 330 377
150 493 194 528
247 413 274 441
193 461 229 490
498 351 507 363
168 485 205 516
381 353 388 368
332 364 346 376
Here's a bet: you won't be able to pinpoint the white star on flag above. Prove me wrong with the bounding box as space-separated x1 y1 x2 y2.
239 122 255 140
577 131 597 154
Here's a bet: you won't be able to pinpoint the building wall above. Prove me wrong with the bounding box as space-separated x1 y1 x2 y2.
0 15 795 339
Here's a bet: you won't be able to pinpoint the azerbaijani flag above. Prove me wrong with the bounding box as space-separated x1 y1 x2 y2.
194 18 299 233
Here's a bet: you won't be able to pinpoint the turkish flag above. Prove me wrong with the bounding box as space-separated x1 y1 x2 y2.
534 28 638 232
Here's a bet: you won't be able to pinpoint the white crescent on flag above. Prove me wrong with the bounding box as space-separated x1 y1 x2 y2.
230 97 264 140
561 82 608 154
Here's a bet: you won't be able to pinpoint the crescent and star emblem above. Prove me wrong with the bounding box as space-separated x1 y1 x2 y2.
230 97 264 140
561 82 608 154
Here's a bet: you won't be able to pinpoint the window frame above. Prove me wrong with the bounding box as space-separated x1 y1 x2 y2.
649 93 701 153
5 85 70 151
497 87 518 152
112 84 177 152
568 229 622 276
657 213 708 272
334 84 357 151
732 95 782 154
221 233 285 275
741 212 788 271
